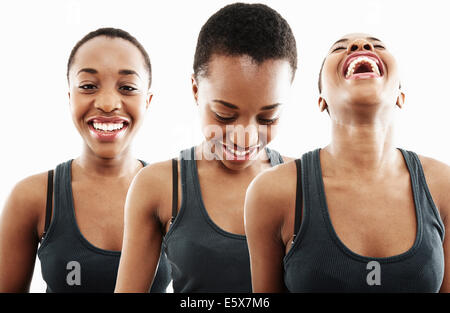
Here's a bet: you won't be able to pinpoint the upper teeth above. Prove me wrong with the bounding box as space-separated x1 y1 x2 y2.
223 144 259 157
346 56 380 78
92 122 124 131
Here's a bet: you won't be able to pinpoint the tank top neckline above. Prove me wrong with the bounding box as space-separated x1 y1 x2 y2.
286 148 424 264
64 158 147 256
190 145 280 241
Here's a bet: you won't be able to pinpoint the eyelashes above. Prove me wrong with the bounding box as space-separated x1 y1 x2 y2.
213 112 279 125
331 44 386 53
77 84 138 93
331 46 346 53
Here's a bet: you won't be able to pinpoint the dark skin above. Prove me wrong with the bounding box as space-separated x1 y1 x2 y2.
115 54 294 292
0 36 151 292
245 33 450 293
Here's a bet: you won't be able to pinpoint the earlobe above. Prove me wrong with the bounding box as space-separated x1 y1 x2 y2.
396 91 405 109
318 97 328 112
146 92 153 110
191 74 199 104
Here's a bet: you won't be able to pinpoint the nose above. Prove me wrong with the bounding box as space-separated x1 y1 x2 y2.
94 90 122 113
228 122 260 148
347 38 374 53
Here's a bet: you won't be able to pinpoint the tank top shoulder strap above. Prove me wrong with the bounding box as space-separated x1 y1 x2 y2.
265 146 284 166
39 160 74 248
53 160 75 224
292 158 302 240
296 149 327 242
168 148 193 230
398 148 445 241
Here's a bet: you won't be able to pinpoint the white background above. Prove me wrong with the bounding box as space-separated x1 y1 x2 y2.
0 0 449 292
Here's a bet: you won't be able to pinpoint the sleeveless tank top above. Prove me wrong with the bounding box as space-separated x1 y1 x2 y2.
284 148 445 292
37 160 171 293
163 146 284 292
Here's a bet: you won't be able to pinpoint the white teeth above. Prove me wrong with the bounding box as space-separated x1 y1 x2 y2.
224 144 259 157
345 56 381 78
92 122 124 131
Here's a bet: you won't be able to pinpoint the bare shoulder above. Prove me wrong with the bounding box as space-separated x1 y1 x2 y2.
1 171 49 235
281 155 295 163
136 159 173 187
127 159 175 221
417 154 450 220
246 160 298 218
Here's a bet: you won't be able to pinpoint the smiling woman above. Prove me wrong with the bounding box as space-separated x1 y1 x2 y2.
244 33 450 293
114 3 297 293
0 28 171 293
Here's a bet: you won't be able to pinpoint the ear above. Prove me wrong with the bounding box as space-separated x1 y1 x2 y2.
318 96 328 112
191 74 199 105
396 91 405 109
146 91 153 110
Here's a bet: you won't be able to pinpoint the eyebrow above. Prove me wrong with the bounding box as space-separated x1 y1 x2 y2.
332 38 349 46
212 99 282 111
331 36 383 47
367 37 382 43
77 68 97 75
76 68 140 78
118 69 141 78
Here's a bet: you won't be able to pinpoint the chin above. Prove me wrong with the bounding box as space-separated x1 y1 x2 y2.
88 144 126 160
347 86 383 107
220 159 253 171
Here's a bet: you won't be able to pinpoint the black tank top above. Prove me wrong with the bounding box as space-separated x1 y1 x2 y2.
37 160 171 293
163 146 284 292
284 149 445 292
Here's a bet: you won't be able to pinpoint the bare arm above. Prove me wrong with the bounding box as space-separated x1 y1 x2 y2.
244 163 296 293
115 162 171 292
0 174 46 292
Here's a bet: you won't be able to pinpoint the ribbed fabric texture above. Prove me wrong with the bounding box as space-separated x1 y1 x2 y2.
163 146 284 292
37 160 171 293
283 149 445 292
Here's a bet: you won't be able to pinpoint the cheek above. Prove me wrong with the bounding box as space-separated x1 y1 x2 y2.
260 124 276 145
128 99 147 125
69 93 90 124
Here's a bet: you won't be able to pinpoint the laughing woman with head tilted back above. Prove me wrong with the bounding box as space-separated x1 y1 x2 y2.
245 33 450 293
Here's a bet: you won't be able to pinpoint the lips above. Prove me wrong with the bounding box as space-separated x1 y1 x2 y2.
86 116 130 142
219 141 260 162
342 51 384 80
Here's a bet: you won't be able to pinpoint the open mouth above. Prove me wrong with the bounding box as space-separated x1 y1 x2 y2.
343 52 383 79
220 141 260 161
86 116 130 142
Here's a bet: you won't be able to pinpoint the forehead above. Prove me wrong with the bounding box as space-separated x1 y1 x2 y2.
200 54 292 107
71 36 146 73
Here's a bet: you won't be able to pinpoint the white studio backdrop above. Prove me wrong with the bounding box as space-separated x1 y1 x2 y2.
0 0 448 292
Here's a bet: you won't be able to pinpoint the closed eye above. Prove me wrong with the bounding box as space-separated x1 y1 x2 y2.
374 44 385 49
258 117 279 125
331 46 346 53
214 112 236 123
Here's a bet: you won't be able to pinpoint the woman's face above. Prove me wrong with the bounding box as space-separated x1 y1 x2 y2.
319 33 404 119
193 54 292 171
68 36 151 159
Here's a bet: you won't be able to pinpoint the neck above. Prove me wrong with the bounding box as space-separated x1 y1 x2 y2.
325 119 398 174
75 145 139 178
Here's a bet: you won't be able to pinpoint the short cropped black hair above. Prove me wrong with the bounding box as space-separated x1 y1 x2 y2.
67 27 152 89
193 3 297 81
